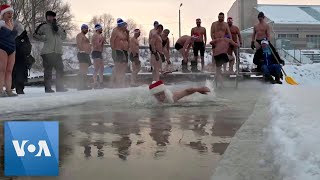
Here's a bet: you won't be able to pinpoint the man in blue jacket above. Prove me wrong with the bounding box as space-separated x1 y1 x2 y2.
260 40 282 84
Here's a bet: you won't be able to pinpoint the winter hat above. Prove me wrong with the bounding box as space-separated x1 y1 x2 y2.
192 33 200 39
154 21 159 27
258 12 265 18
117 18 126 27
95 24 102 30
81 24 88 30
45 11 56 17
149 80 166 95
134 29 140 33
0 4 14 18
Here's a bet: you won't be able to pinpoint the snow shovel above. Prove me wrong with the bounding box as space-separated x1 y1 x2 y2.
269 46 298 85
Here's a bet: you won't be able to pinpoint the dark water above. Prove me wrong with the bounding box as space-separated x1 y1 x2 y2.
0 81 265 180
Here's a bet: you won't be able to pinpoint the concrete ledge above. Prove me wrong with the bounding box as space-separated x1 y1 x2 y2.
211 95 280 180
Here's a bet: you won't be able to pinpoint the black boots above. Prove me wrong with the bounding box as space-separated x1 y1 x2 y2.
181 61 191 73
265 75 276 84
275 74 283 84
191 61 201 73
264 74 282 84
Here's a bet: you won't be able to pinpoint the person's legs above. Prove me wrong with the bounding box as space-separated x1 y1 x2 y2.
270 64 282 84
5 52 17 96
92 59 100 88
261 64 275 84
131 59 141 86
42 54 54 92
152 54 161 81
54 54 66 91
228 54 235 73
0 49 8 94
98 59 104 86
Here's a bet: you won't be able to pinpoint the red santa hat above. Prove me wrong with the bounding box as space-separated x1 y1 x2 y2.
0 5 14 18
192 33 200 39
149 80 166 95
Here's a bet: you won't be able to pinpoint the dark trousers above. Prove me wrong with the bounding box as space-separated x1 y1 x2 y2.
12 64 28 92
41 53 64 90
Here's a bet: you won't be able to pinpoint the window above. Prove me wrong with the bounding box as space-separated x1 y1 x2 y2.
306 35 320 48
278 34 299 38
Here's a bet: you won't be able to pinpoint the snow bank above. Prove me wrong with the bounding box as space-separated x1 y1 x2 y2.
269 63 320 179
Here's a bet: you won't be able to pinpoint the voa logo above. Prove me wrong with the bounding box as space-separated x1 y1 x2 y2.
12 140 51 157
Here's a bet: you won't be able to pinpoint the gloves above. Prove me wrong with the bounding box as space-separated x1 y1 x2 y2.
251 41 255 50
52 19 59 32
160 54 166 62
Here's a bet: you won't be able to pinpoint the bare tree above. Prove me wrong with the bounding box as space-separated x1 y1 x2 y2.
126 18 138 33
9 0 74 35
89 13 115 44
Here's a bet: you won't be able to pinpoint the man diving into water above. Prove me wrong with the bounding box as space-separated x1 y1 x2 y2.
149 80 210 103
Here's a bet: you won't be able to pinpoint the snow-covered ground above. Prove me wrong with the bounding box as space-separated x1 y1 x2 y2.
268 63 320 179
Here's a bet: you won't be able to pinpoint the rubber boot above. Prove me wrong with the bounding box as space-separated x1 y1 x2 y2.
181 61 191 73
275 74 283 84
267 75 276 84
191 61 201 73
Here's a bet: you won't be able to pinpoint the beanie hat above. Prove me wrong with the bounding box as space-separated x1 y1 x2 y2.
0 5 14 17
81 24 88 30
149 80 166 95
117 18 127 27
45 11 56 17
192 33 200 39
95 24 102 30
134 29 140 33
258 12 265 18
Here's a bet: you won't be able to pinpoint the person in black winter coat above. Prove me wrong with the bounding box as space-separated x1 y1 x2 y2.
12 30 32 94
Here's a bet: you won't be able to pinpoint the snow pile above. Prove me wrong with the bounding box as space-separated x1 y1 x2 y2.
269 63 320 179
283 63 320 85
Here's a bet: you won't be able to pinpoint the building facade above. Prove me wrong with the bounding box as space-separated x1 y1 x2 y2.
228 1 320 49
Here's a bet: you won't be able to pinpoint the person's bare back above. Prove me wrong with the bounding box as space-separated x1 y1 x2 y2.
211 38 238 56
229 25 240 43
176 35 192 47
152 33 163 54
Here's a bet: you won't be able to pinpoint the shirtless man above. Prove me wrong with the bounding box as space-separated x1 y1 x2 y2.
191 18 207 72
150 24 165 81
174 34 199 73
149 21 159 71
210 34 239 87
161 29 171 72
110 18 129 88
129 29 141 86
149 80 210 103
91 24 105 89
210 12 231 71
251 12 270 49
223 17 242 73
76 24 92 90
